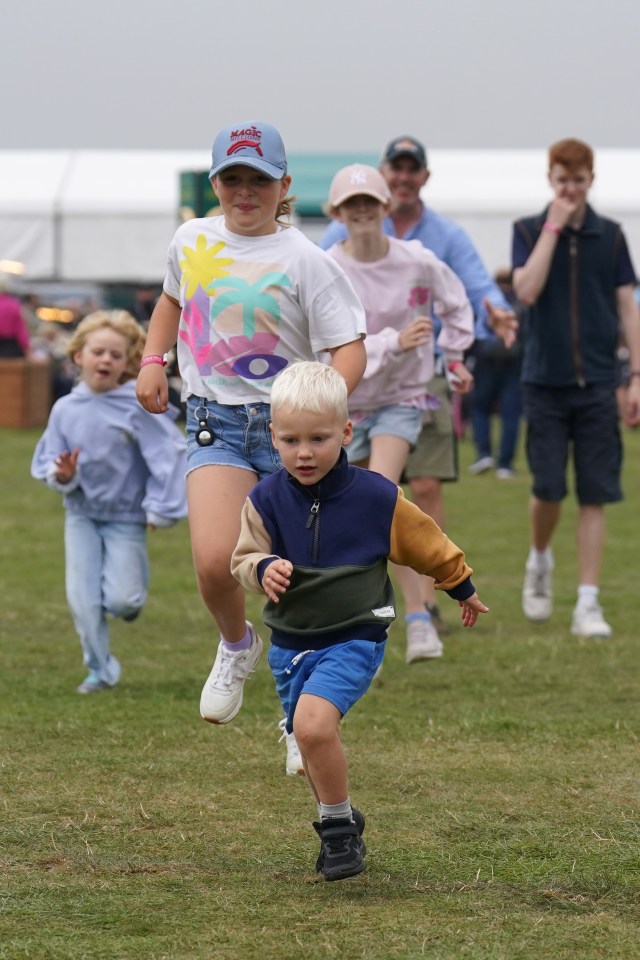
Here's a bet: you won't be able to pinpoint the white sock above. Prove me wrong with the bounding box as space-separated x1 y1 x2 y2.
527 547 553 570
577 585 598 608
319 800 352 821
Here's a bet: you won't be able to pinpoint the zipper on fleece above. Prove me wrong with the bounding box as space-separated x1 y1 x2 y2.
305 499 320 562
569 234 585 387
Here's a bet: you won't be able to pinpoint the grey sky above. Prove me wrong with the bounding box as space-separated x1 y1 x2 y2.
3 0 638 152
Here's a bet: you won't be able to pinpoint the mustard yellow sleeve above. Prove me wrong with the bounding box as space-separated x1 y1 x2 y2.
230 498 278 594
388 488 473 591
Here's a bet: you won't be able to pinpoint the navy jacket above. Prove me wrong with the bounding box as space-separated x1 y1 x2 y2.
232 451 474 649
512 205 636 386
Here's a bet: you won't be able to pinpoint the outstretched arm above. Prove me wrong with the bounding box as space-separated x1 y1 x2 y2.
458 592 490 627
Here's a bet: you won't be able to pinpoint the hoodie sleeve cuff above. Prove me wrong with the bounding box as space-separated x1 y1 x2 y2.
45 464 81 494
445 577 475 602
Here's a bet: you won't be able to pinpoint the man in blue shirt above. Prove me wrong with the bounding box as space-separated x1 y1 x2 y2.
320 136 516 661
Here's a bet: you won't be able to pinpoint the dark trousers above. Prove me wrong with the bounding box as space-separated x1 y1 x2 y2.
469 352 523 469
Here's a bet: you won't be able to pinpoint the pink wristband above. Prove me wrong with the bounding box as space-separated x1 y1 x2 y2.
140 354 167 368
543 221 561 237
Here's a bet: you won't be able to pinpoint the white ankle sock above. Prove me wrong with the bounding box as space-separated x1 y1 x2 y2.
577 585 598 607
528 547 553 569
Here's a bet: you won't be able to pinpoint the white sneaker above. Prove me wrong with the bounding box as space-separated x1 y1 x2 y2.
278 718 304 776
522 564 553 621
200 623 263 724
495 467 517 479
406 616 443 663
468 456 495 475
571 603 612 638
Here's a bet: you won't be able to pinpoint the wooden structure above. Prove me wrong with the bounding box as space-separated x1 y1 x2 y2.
0 359 51 428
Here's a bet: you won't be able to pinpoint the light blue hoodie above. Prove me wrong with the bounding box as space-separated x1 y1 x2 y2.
31 380 187 526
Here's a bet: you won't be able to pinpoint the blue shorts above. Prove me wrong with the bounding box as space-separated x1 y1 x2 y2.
524 382 622 504
347 404 422 463
185 396 283 479
268 639 386 734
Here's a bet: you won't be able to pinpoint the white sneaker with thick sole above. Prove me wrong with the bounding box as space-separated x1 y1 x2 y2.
571 603 612 638
468 456 495 475
278 718 304 776
405 616 443 663
522 564 553 621
200 623 263 724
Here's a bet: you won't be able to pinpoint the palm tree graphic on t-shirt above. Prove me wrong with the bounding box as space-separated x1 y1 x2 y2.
207 273 292 339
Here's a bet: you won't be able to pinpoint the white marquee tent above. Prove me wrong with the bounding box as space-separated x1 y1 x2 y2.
2 149 640 284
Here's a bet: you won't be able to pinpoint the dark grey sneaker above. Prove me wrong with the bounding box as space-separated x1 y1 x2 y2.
312 809 366 881
426 602 449 636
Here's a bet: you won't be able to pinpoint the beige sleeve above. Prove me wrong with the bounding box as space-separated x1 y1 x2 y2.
230 499 278 594
388 488 473 591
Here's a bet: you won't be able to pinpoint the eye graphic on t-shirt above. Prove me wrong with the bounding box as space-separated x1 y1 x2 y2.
208 333 288 380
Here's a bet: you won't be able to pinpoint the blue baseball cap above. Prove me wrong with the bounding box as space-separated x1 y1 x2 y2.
209 121 288 180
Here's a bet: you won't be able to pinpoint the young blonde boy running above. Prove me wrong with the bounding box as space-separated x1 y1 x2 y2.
231 361 488 881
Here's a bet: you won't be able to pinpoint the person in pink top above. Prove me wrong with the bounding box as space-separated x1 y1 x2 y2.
325 164 475 664
0 279 30 357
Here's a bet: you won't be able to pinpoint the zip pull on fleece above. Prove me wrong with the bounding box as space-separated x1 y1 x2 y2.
306 499 320 529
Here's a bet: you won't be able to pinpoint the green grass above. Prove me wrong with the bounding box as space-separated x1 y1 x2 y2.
1 425 639 960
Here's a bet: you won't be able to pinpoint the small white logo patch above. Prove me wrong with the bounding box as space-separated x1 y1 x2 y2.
372 605 395 618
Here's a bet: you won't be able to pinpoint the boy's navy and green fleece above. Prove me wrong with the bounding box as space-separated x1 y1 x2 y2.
232 450 475 651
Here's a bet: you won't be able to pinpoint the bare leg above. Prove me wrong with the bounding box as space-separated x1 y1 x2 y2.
366 435 410 485
530 496 561 553
408 475 445 607
187 465 256 643
294 694 347 805
365 436 426 613
577 504 605 585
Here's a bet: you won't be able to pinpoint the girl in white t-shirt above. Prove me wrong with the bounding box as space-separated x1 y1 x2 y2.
136 121 366 727
325 163 474 663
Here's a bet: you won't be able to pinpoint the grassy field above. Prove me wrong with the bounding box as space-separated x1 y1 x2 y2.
1 424 639 960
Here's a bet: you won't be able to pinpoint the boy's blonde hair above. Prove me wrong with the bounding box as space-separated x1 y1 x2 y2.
270 361 348 422
68 310 146 383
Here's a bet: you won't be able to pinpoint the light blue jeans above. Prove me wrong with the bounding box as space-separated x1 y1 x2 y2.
64 513 148 686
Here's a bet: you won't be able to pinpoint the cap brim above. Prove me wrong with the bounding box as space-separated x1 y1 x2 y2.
385 149 425 166
330 189 390 209
209 156 286 180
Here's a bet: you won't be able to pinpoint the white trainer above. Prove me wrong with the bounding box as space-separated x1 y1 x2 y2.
278 718 305 776
406 616 443 663
200 623 263 724
522 565 553 621
468 456 495 475
571 603 612 639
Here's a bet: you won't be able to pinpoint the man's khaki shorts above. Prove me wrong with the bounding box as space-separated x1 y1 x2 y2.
404 374 458 481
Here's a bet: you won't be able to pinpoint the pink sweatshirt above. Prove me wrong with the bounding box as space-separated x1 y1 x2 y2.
328 237 473 411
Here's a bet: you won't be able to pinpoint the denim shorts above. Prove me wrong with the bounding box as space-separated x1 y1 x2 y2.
268 639 386 734
185 396 283 479
347 404 422 463
524 382 622 504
